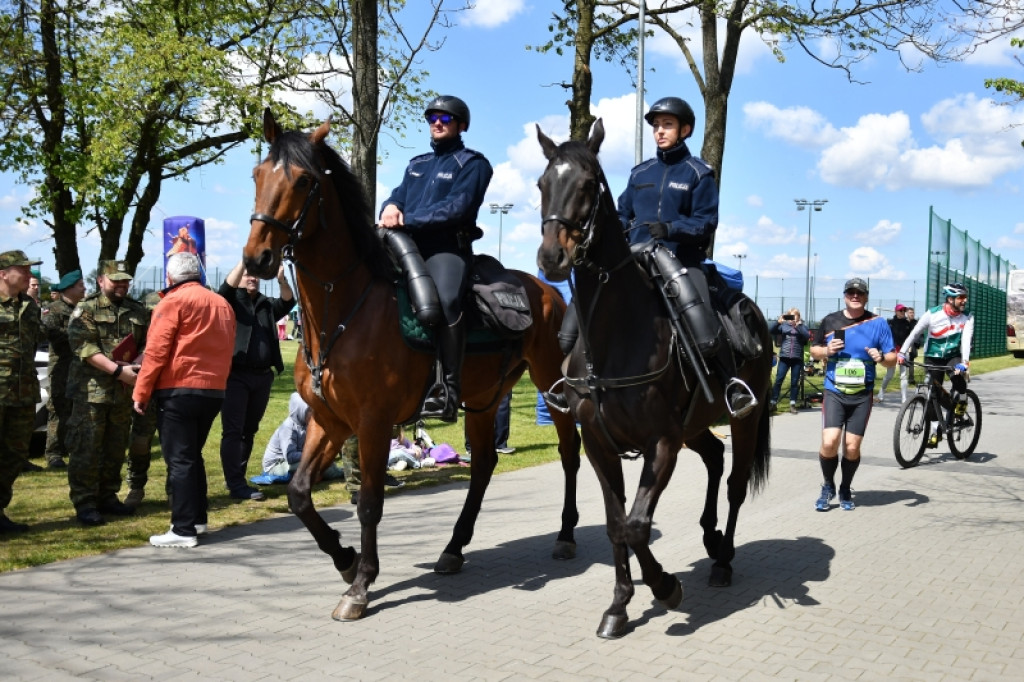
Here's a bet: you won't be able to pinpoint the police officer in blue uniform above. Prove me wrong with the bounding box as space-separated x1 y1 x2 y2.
618 97 756 418
379 95 493 423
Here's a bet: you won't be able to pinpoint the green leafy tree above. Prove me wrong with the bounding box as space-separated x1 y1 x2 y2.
532 0 1024 256
0 0 316 275
985 37 1024 148
280 0 467 222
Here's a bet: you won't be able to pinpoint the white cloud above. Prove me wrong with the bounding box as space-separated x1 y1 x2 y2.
752 96 1024 191
854 219 902 245
746 194 763 207
749 215 799 245
743 101 840 148
848 246 904 279
817 112 913 189
462 0 526 28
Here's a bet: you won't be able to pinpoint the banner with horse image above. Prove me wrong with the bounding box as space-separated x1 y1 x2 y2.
162 216 207 285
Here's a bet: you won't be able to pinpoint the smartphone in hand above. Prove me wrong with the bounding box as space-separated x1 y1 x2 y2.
834 328 846 342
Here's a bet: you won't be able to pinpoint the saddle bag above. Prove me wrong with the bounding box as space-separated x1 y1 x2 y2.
470 254 532 338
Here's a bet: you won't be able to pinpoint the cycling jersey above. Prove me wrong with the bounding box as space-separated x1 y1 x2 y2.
899 304 974 363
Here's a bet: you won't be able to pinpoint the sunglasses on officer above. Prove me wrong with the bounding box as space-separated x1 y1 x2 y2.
427 113 455 125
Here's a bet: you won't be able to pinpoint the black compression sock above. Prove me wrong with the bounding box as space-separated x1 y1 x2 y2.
840 457 861 491
819 454 839 489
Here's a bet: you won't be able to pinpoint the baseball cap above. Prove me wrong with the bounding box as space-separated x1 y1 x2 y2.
99 260 133 281
0 250 43 270
894 304 907 312
844 277 869 294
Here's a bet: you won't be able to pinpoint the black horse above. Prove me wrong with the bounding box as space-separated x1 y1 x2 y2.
535 120 773 638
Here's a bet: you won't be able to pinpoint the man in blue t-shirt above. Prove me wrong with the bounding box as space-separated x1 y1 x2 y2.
809 278 896 512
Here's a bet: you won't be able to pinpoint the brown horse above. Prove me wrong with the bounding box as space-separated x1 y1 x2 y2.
243 109 582 621
535 120 773 638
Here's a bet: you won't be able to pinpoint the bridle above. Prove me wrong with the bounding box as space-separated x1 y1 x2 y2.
250 172 322 252
540 159 678 457
249 161 370 403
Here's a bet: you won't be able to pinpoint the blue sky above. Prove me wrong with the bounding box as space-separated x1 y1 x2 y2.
3 0 1023 314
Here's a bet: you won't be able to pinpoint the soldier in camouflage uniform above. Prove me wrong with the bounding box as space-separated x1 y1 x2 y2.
0 250 45 533
123 290 162 508
41 269 86 469
66 260 150 526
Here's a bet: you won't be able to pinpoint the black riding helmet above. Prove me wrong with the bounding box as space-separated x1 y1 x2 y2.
644 97 696 139
424 95 471 131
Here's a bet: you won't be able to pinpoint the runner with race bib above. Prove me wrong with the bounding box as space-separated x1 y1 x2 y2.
808 278 897 512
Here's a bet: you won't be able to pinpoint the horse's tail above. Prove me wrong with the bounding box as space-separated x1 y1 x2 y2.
748 395 772 495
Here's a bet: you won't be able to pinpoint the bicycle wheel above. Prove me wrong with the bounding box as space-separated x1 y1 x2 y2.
947 389 982 459
894 395 930 468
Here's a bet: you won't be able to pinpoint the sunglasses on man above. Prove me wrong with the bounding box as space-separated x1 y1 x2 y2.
427 113 455 124
844 289 866 298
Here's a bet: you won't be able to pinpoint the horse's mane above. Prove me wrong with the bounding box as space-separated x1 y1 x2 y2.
268 130 392 281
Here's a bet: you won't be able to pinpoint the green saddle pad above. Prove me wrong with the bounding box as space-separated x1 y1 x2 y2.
397 284 510 353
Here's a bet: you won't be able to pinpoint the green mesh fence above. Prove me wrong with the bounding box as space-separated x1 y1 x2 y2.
928 207 1016 359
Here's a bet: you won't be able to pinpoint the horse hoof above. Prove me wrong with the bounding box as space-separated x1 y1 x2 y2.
709 565 733 588
657 576 683 610
552 540 577 561
340 552 360 585
331 594 368 621
596 613 629 639
434 552 465 574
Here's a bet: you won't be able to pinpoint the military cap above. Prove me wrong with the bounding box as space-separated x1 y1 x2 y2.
0 250 43 270
54 269 83 291
98 260 133 281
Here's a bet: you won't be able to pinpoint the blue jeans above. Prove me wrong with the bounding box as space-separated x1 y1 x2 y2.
772 357 803 403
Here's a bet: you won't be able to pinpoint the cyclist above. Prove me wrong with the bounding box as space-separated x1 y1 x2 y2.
897 282 975 447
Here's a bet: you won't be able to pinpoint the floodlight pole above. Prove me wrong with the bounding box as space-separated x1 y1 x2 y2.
489 203 514 261
794 199 828 318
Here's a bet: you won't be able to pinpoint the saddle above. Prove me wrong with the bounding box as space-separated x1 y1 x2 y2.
395 255 532 353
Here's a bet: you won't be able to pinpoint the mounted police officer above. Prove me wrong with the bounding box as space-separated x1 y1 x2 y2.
41 269 86 469
0 250 45 533
379 95 493 423
66 260 149 526
617 96 756 418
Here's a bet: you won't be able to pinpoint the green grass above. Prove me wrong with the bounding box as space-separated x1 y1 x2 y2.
3 342 1017 572
0 340 568 572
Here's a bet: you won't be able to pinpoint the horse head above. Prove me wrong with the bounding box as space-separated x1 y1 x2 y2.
535 119 607 282
245 108 333 279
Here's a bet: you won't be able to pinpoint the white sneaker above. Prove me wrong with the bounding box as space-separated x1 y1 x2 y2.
150 530 198 548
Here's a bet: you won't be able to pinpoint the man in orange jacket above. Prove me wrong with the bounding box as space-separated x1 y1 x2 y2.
133 252 236 548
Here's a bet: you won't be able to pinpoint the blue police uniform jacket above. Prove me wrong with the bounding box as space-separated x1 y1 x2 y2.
617 140 718 266
381 136 493 253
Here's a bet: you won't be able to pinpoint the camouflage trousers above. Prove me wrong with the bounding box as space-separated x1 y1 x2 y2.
66 400 132 511
0 404 33 510
342 435 360 494
126 402 158 490
44 392 72 463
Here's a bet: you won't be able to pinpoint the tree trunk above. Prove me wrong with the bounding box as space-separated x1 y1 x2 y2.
569 0 597 142
124 167 162 275
40 0 80 275
350 0 378 225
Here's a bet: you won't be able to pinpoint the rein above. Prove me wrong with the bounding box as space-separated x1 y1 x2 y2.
253 166 372 402
546 169 676 456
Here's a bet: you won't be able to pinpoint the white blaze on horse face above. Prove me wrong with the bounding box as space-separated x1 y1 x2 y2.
555 162 571 177
273 161 284 173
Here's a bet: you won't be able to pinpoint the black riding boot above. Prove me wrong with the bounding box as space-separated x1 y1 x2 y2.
421 319 466 423
543 304 578 413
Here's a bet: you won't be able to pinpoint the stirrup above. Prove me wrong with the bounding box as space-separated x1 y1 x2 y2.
542 378 571 414
724 377 758 419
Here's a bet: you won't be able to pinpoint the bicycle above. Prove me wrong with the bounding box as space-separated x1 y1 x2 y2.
892 362 982 468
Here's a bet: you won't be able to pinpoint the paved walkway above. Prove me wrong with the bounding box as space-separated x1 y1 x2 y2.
3 368 1023 681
